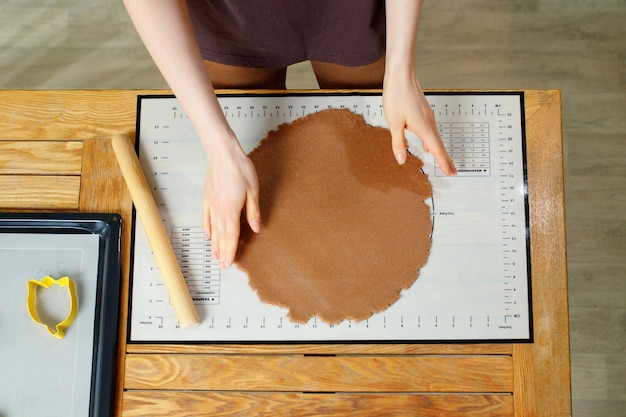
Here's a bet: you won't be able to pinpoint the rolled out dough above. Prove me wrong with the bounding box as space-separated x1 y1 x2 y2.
235 109 432 324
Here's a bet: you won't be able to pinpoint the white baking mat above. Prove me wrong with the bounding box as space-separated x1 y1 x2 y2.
129 92 532 343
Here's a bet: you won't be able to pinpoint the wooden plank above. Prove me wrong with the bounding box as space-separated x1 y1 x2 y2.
514 91 572 416
0 141 83 175
126 343 513 355
0 175 80 209
122 392 513 417
125 354 512 393
0 90 162 141
79 138 132 214
519 88 554 120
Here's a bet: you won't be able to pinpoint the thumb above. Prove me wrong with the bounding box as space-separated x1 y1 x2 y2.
390 125 408 165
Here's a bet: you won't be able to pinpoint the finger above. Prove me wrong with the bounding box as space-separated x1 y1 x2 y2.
428 139 457 176
202 199 212 240
413 122 457 176
208 208 220 260
245 188 262 233
217 214 241 269
390 125 408 165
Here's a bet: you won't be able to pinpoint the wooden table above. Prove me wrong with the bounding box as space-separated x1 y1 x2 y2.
0 89 571 416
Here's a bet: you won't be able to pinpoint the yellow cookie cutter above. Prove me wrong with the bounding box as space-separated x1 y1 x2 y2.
27 276 78 339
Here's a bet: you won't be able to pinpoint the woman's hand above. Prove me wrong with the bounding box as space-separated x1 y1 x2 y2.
383 73 457 175
383 0 456 176
203 139 261 269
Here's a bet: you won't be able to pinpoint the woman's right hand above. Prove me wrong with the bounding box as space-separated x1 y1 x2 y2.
123 0 261 267
203 139 261 269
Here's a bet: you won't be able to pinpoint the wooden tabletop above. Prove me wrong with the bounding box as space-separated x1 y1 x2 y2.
0 89 571 416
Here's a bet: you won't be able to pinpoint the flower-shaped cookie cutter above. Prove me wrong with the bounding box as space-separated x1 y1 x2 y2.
27 276 77 339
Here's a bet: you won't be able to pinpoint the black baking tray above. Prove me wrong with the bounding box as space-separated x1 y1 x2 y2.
0 213 122 417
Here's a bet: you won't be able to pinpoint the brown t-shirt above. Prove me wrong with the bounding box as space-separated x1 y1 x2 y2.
186 0 386 68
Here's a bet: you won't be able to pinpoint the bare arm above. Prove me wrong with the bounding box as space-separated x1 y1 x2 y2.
123 0 261 268
383 0 457 175
123 0 227 144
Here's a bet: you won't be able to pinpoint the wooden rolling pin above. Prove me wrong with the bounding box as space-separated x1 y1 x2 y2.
112 134 200 328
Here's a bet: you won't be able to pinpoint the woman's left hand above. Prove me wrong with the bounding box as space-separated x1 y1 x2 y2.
383 73 457 176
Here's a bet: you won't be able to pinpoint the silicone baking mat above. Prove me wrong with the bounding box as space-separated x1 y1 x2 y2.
129 92 532 344
0 213 121 417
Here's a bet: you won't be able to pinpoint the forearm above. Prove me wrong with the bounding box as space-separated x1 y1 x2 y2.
384 0 423 79
123 0 235 153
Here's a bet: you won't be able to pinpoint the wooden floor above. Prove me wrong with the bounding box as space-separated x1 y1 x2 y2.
1 1 624 416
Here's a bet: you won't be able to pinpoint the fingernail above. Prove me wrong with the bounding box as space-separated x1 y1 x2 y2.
252 221 261 233
396 152 406 164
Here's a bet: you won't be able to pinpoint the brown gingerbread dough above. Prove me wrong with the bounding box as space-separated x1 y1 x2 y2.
235 109 432 324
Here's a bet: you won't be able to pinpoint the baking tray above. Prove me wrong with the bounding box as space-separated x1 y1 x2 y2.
0 213 121 417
